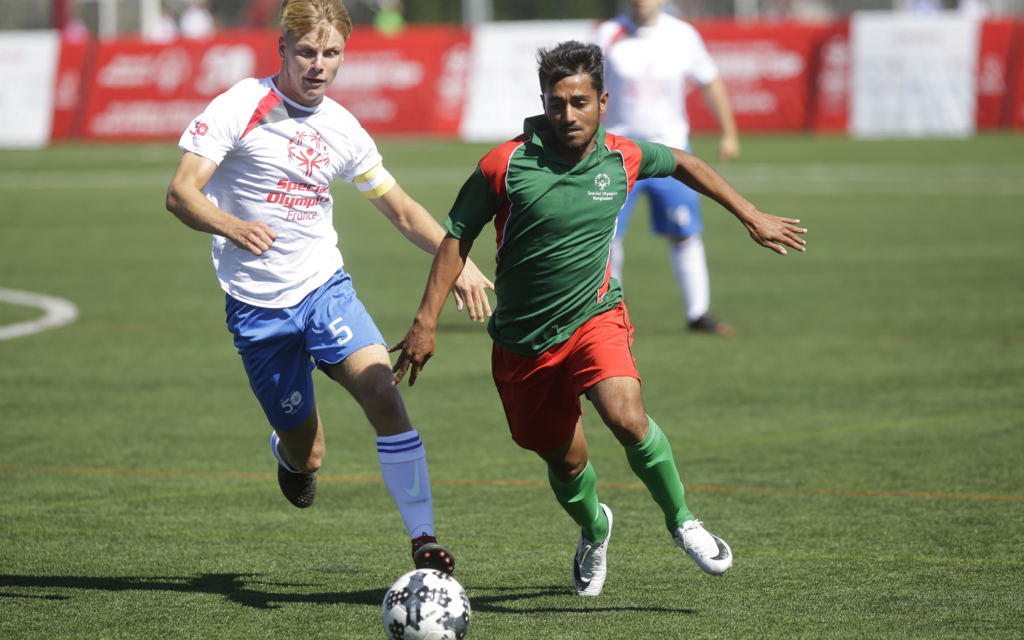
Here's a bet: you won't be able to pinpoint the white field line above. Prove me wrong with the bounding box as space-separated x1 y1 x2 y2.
0 164 1021 195
0 289 79 340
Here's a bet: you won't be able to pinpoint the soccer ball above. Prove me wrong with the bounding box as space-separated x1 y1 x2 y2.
382 569 471 640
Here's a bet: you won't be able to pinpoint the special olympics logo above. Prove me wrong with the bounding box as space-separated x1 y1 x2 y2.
288 131 330 178
189 120 208 137
595 173 610 190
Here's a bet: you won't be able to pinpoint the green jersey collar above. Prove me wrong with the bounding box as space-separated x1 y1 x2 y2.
522 114 607 167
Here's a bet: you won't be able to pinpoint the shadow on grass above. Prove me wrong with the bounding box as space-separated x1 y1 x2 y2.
0 573 382 610
470 585 696 615
0 574 695 614
0 591 68 601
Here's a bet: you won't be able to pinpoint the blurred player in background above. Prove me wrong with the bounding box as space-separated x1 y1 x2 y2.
180 0 216 40
165 0 492 574
391 42 805 595
595 0 740 335
143 2 179 44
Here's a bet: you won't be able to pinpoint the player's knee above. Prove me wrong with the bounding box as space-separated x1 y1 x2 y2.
548 458 587 484
669 233 699 246
606 408 649 446
360 373 402 411
601 396 645 428
357 373 412 436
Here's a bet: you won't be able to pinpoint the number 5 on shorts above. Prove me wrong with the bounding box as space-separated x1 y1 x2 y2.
329 317 353 346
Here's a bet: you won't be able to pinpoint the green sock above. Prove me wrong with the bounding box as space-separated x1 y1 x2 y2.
623 416 694 533
548 462 609 544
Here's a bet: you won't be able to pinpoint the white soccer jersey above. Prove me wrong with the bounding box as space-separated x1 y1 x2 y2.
179 77 393 308
594 13 719 149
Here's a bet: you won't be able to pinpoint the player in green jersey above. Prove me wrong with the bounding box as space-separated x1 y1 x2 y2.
391 41 806 595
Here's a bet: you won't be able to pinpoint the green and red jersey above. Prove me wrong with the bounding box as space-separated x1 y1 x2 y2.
445 115 677 356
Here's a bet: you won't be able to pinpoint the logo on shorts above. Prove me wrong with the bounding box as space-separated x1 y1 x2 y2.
595 173 610 190
281 390 304 415
288 131 330 178
670 204 692 228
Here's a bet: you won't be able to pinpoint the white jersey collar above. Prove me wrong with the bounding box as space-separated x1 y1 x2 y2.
269 76 323 114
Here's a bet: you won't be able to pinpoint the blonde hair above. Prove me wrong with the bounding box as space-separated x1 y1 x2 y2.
280 0 353 43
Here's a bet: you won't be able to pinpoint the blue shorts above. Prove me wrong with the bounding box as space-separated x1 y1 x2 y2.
225 269 386 430
616 146 703 240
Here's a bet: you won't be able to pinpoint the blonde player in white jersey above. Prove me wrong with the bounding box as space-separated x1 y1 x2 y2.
165 0 492 574
595 0 739 335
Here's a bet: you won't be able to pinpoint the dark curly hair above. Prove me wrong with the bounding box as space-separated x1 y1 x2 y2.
536 40 605 95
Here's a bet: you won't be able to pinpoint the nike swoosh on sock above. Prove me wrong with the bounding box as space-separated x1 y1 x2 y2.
406 461 420 497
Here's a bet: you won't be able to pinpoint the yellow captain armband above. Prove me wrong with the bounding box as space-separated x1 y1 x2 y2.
353 162 396 199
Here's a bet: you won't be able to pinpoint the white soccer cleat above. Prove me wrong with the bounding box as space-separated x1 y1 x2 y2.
572 503 613 596
674 519 732 576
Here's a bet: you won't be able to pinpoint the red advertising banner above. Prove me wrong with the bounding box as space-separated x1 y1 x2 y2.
51 37 94 140
77 26 468 140
810 21 849 133
327 26 470 136
976 19 1017 129
80 31 280 140
60 20 1024 140
1007 21 1024 129
687 20 822 132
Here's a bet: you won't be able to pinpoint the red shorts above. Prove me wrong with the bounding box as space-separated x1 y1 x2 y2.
491 301 640 453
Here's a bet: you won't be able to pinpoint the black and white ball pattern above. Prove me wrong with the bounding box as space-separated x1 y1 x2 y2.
382 569 470 640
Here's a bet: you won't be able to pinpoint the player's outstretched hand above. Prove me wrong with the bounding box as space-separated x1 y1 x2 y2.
389 322 436 386
229 220 278 256
741 210 807 256
451 257 494 323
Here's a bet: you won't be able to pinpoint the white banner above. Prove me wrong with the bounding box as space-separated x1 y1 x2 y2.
850 12 980 138
0 31 61 148
460 20 597 142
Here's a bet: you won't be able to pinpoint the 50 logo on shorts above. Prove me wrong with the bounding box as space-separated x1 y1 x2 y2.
281 390 304 415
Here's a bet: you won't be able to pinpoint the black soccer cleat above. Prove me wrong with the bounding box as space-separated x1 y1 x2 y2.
412 534 455 575
277 463 317 508
689 313 735 336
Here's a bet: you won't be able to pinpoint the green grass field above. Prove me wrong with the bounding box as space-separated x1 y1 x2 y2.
1 134 1022 639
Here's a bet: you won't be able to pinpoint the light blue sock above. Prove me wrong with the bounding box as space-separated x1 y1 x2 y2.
378 430 435 539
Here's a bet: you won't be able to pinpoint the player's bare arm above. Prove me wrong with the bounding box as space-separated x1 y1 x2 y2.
166 151 278 256
372 184 494 322
389 233 471 386
702 78 740 163
670 148 807 255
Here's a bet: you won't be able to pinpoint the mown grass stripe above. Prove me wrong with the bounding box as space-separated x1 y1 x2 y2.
4 164 1024 195
0 486 264 515
1 526 1020 568
2 466 1020 502
53 320 1024 345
